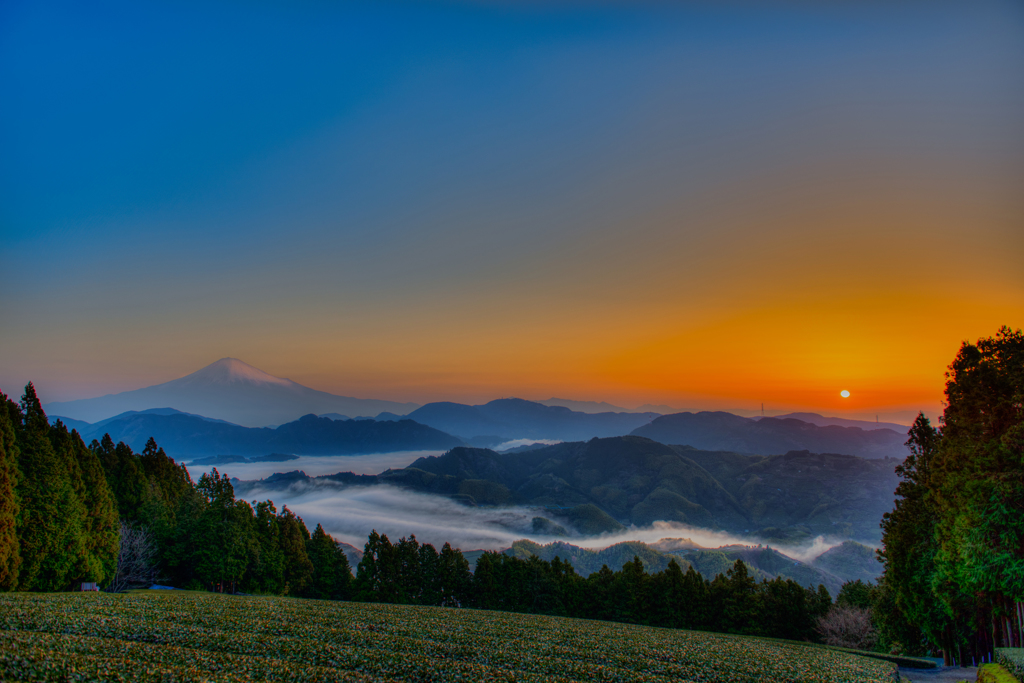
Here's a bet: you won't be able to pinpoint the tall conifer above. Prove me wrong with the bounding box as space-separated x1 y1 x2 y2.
71 429 119 583
15 383 85 591
305 523 352 600
0 394 21 590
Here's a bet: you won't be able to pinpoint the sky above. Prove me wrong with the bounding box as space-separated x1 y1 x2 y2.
2 0 1022 422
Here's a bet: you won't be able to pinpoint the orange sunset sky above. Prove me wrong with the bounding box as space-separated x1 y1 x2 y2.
1 1 1022 423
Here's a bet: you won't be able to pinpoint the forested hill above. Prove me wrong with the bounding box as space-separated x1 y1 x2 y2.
393 398 660 443
631 411 909 458
241 436 901 542
507 538 882 595
54 409 463 456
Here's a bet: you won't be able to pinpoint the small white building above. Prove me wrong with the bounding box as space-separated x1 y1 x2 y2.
80 582 99 591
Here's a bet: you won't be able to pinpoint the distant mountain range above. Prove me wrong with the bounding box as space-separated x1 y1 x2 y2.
39 358 912 459
385 398 661 443
51 408 461 456
757 412 909 433
239 435 901 542
43 358 419 427
631 411 909 459
538 398 677 415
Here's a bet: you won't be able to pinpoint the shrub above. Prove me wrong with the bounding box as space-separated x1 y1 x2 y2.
817 605 877 650
996 649 1024 683
979 662 1020 683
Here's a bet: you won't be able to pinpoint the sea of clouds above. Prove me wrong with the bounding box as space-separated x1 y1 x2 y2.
236 477 849 562
183 451 438 482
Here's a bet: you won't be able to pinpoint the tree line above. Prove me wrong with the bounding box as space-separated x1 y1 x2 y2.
0 384 348 598
354 530 840 640
0 382 847 643
876 326 1023 665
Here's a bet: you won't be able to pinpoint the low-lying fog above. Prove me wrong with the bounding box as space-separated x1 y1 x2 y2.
240 478 847 562
183 451 438 481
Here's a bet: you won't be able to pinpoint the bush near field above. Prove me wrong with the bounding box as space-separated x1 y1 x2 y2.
0 591 899 683
997 649 1024 683
979 662 1021 683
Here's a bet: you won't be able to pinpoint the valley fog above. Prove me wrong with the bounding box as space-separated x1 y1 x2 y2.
183 451 438 481
242 479 849 562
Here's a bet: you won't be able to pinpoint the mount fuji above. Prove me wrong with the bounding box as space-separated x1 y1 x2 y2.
44 358 419 427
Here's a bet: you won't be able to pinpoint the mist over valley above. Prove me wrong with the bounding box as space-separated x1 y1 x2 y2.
37 358 908 586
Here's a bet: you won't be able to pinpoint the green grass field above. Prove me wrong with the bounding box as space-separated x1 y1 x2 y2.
0 592 896 682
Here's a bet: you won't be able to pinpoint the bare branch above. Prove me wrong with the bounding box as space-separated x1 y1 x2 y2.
816 605 878 650
106 522 159 593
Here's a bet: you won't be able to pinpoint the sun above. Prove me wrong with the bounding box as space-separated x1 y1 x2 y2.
840 390 851 398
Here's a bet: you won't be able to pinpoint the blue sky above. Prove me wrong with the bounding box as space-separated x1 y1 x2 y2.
2 0 1022 417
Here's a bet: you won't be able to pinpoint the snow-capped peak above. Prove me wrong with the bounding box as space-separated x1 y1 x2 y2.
178 358 296 387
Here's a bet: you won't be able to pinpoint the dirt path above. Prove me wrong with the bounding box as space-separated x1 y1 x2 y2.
899 666 976 683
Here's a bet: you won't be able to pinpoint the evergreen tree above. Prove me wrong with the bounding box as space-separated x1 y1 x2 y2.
615 556 650 624
711 560 760 635
93 435 146 520
836 580 877 610
305 523 352 600
354 530 385 602
163 484 207 588
395 536 423 604
14 384 86 591
419 542 443 606
437 542 471 607
192 469 254 592
49 423 119 585
584 564 617 622
651 559 686 629
931 327 1023 658
679 565 710 630
278 506 313 595
879 412 958 657
549 556 582 616
247 500 286 594
139 437 192 505
0 394 20 590
760 577 816 640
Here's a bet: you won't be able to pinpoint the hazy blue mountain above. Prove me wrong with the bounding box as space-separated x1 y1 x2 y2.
509 539 680 575
43 358 420 427
51 407 235 432
70 410 461 457
811 540 883 583
635 404 681 414
632 411 909 458
48 415 92 432
538 398 640 414
187 453 299 466
239 435 899 542
668 544 845 594
405 397 659 441
760 412 909 433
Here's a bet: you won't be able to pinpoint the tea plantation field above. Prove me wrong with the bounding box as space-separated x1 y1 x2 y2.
0 592 896 682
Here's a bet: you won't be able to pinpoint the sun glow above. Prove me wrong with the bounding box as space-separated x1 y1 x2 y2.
840 390 851 398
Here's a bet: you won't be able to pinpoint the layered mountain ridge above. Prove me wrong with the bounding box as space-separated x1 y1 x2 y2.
238 435 901 542
53 408 461 456
44 358 420 427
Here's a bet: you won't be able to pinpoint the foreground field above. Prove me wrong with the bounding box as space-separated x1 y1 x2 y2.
0 592 896 683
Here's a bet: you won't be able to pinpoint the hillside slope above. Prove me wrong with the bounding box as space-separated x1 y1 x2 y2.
0 592 896 683
241 436 900 541
632 411 908 458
